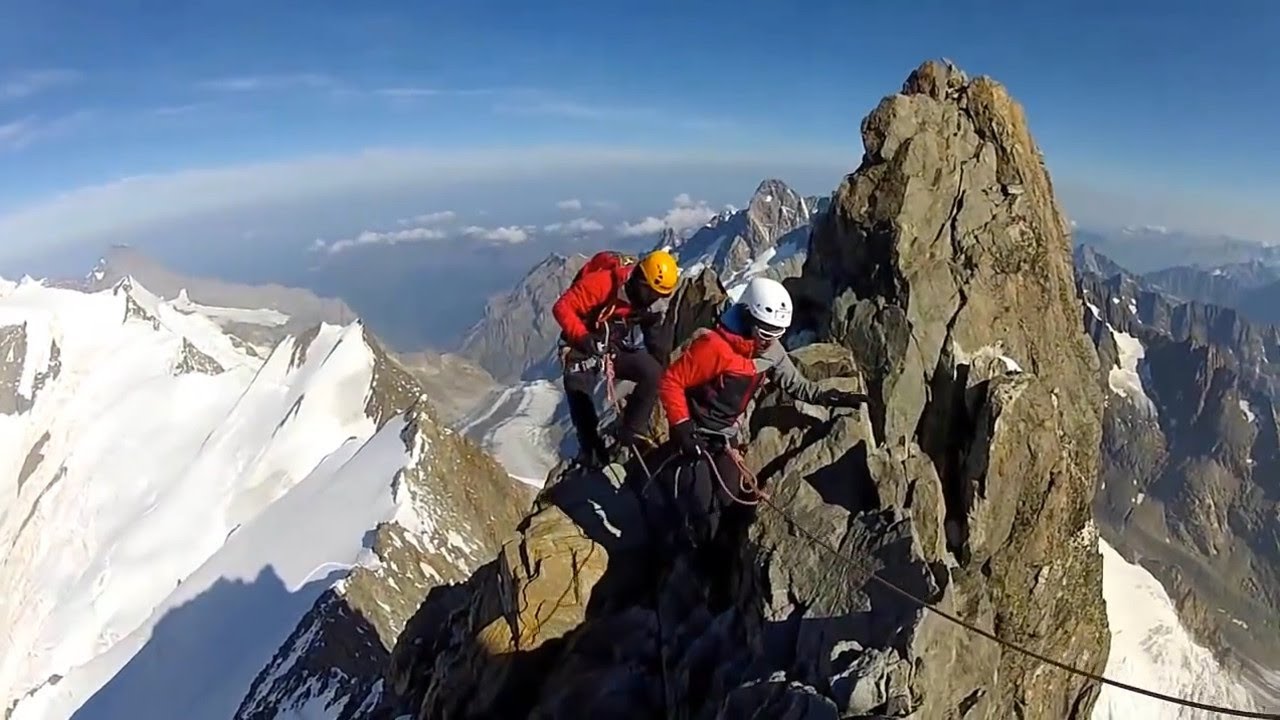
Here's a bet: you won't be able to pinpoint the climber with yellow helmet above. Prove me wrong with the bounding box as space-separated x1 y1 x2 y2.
553 249 681 468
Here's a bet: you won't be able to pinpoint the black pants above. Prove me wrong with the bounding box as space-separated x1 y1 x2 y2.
563 347 662 460
651 441 755 549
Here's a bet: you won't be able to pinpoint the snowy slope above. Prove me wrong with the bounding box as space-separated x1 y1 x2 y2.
459 379 564 488
1094 540 1263 719
0 275 530 720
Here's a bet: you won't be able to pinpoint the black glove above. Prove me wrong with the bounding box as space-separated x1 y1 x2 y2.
670 421 707 456
574 331 608 357
816 389 868 408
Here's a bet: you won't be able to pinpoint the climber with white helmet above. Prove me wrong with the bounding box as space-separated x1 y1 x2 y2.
553 249 681 469
656 276 866 547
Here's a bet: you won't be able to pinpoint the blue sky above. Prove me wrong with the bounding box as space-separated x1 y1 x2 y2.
1 0 1279 272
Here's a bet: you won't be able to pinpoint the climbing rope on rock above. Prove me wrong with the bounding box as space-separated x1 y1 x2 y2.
757 493 1280 720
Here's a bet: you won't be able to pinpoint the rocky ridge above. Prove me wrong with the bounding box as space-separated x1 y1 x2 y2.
379 60 1109 720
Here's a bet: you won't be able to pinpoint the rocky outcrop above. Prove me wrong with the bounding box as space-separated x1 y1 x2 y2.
174 338 226 376
382 60 1109 720
458 253 588 383
0 324 60 416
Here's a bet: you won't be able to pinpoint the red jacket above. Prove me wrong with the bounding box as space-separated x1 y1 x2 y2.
552 266 637 345
659 326 761 432
660 325 824 435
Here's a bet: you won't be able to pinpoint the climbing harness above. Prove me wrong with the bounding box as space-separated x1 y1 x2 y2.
757 493 1280 719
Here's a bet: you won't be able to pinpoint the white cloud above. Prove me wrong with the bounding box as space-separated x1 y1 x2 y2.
317 225 449 255
374 87 505 99
374 87 442 99
496 99 616 120
556 198 583 211
1 69 81 101
397 210 456 226
0 111 95 152
0 118 35 149
149 103 209 117
617 192 718 238
462 225 530 244
199 73 336 92
544 217 604 235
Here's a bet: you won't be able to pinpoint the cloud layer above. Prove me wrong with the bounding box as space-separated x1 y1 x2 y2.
617 193 720 237
543 217 604 235
462 225 529 243
1 69 81 102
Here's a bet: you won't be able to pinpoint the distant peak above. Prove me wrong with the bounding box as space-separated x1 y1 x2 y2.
748 178 800 207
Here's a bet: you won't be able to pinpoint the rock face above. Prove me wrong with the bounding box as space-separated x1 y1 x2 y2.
381 61 1109 720
792 59 1108 718
1079 262 1280 672
458 253 588 383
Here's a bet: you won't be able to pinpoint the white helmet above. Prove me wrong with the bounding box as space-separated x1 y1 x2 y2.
737 277 793 339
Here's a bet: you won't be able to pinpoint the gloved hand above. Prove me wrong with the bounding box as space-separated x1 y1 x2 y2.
670 421 707 456
574 331 608 357
816 389 868 408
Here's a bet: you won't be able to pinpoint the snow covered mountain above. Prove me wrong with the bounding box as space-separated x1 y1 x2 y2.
0 275 529 719
664 178 822 299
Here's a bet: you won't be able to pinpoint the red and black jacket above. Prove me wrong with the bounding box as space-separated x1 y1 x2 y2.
660 325 823 436
553 266 673 357
552 265 637 347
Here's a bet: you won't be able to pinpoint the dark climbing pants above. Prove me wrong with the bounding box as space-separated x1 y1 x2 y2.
563 348 662 459
651 441 755 549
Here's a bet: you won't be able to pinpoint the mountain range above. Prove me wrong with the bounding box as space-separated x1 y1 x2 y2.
1 58 1275 720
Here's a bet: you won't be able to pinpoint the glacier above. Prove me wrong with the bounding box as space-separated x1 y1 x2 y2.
1093 540 1261 719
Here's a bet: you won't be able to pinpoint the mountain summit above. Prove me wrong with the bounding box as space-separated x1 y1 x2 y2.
668 178 816 294
382 60 1109 720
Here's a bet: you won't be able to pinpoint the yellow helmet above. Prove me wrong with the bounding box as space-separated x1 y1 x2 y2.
637 250 679 295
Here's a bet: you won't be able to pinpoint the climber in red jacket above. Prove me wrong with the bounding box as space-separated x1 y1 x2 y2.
553 249 680 468
657 276 866 546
